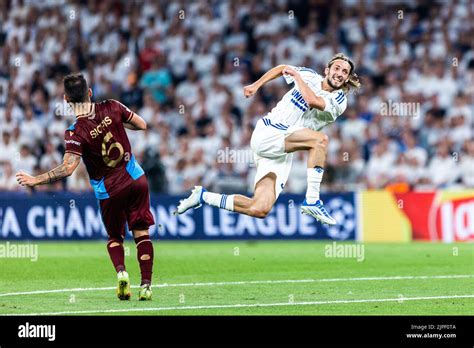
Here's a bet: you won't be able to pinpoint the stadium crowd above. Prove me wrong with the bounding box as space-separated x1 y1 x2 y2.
0 0 473 194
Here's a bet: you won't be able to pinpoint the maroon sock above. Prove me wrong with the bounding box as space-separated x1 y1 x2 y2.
134 235 154 285
107 239 125 273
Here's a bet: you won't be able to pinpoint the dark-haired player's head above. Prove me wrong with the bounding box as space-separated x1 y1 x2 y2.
63 73 92 103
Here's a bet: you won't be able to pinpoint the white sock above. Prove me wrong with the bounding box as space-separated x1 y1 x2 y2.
306 167 324 204
203 192 235 211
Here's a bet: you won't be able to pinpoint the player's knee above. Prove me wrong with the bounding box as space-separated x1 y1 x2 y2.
249 202 272 219
320 134 329 146
109 242 120 248
133 229 149 239
307 131 328 149
311 132 329 150
249 207 268 219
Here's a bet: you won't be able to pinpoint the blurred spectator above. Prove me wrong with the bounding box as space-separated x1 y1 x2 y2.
422 141 459 188
68 162 92 192
365 138 397 189
39 142 61 171
17 145 37 174
0 131 17 164
0 162 18 191
402 131 428 166
459 139 474 187
19 107 43 144
340 109 367 144
141 147 167 193
139 55 172 104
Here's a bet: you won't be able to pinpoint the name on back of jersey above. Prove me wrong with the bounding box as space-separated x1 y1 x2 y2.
90 116 112 139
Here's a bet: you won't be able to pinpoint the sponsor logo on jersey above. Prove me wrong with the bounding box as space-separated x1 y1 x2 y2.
290 90 309 112
65 139 81 146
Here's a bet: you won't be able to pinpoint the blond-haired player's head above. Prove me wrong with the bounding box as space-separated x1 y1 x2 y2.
324 53 361 94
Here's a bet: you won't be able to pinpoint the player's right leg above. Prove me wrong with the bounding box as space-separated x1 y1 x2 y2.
174 173 277 219
100 196 131 300
126 175 155 301
284 128 336 225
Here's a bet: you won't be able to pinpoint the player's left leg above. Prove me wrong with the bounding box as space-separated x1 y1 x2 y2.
173 176 276 218
99 197 131 300
284 128 336 225
132 229 153 301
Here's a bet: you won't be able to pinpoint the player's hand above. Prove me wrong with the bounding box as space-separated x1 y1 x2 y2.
243 84 258 98
16 171 38 187
282 66 298 77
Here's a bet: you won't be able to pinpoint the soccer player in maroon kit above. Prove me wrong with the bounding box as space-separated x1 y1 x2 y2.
16 73 155 301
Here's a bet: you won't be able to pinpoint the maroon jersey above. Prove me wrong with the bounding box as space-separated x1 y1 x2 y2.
64 99 145 200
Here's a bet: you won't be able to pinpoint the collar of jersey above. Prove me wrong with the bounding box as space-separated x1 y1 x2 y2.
75 103 95 119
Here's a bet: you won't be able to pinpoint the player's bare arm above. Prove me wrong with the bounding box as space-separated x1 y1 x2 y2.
243 64 288 98
282 66 326 110
123 113 147 131
16 152 81 187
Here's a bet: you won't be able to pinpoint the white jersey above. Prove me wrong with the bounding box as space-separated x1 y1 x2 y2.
265 66 348 131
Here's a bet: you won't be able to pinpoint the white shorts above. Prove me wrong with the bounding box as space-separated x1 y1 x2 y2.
250 118 305 198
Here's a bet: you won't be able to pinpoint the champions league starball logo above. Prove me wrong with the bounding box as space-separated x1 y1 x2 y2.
323 198 356 240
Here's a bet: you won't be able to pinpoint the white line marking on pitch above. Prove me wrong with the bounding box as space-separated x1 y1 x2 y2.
4 294 474 316
0 274 471 298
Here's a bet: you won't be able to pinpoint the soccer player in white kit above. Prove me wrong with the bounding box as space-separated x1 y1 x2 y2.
175 53 361 225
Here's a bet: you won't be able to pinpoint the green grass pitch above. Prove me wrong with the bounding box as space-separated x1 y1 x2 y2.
0 241 472 315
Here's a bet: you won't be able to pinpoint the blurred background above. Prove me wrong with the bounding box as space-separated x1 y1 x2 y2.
0 0 472 197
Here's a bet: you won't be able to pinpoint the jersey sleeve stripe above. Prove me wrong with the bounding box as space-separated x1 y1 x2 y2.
65 150 82 156
126 112 134 123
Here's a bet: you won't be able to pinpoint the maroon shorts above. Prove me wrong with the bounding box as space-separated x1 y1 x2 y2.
99 175 155 241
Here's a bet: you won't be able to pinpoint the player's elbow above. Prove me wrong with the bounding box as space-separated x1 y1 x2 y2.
132 123 146 131
134 117 147 130
65 166 76 177
308 97 325 111
64 162 79 177
277 64 288 73
307 99 318 108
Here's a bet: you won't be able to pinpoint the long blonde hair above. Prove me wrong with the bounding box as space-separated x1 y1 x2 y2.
327 53 361 94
